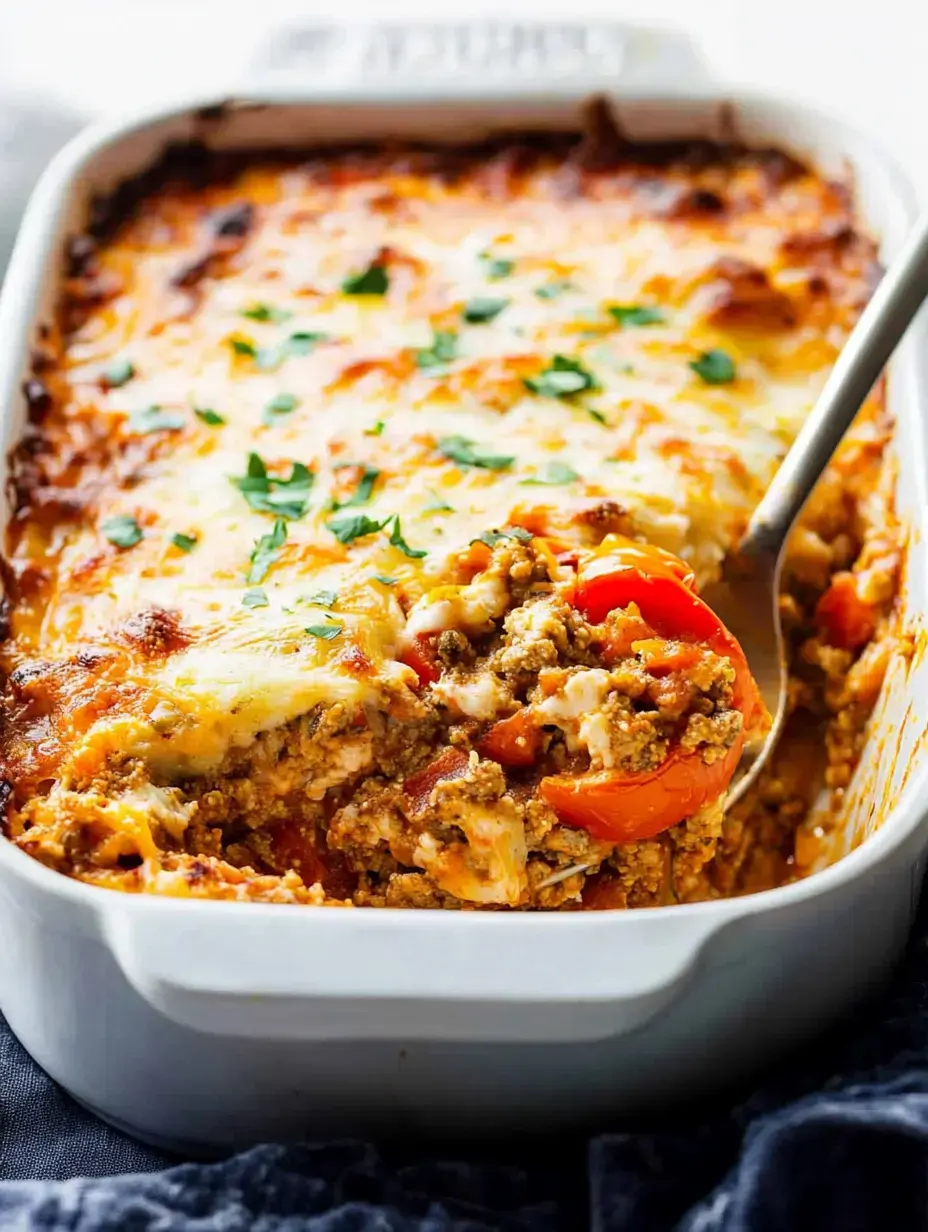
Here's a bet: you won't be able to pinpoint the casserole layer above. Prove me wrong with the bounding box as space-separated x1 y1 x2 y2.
0 117 902 909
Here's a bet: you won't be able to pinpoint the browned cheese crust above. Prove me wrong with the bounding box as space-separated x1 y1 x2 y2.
0 111 903 910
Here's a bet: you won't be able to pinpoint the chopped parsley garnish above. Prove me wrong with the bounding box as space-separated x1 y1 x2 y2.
194 407 225 426
520 461 581 485
342 263 389 296
241 303 292 324
305 622 343 640
332 463 381 509
416 330 458 370
480 252 514 280
248 518 287 584
171 532 198 552
262 392 300 424
307 588 338 609
364 420 386 437
129 405 186 434
103 358 135 388
373 573 397 586
242 587 269 609
535 280 573 300
474 526 533 548
389 517 427 559
587 407 608 425
229 337 257 358
256 332 329 370
102 514 143 548
524 355 597 399
437 435 514 472
690 349 737 384
232 454 314 520
608 304 665 327
327 512 390 544
286 331 328 356
462 297 509 324
423 489 454 513
326 511 425 557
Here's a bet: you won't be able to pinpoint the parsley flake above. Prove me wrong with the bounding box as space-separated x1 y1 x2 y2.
480 252 514 280
332 463 380 509
587 407 608 425
342 263 389 296
102 514 143 548
520 462 582 486
437 435 514 472
474 526 533 548
194 407 225 426
389 517 427 559
327 513 389 544
248 518 287 584
524 355 597 399
232 455 314 520
242 587 269 609
535 280 574 300
373 573 397 586
171 532 198 552
287 331 328 356
416 330 458 371
103 358 135 388
129 405 186 434
608 304 665 327
462 297 509 324
241 303 292 324
307 588 338 609
690 349 737 385
229 337 257 358
263 392 300 424
257 332 329 370
306 623 343 641
365 420 386 437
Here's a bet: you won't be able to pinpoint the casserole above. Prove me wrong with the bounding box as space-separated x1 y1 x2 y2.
0 22 926 1149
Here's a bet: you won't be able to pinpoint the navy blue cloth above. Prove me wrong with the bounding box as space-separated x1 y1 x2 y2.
3 893 928 1229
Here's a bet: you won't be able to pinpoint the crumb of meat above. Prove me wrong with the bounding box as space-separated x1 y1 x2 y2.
492 594 594 678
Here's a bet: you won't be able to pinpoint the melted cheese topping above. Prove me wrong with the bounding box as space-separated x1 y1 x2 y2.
2 137 878 793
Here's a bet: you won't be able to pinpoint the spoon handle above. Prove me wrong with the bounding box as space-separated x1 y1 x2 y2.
740 208 928 558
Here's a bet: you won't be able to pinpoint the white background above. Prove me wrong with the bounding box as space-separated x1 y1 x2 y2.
1 0 927 195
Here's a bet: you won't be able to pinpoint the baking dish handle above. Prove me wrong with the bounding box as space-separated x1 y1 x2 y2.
105 904 725 1043
241 20 709 98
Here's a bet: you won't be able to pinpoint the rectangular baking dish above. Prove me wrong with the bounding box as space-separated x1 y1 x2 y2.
0 22 927 1152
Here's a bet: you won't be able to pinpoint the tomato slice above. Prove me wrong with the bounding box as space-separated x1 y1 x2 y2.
399 634 441 687
574 537 763 728
403 747 470 814
269 821 329 885
540 735 744 843
815 572 876 650
476 710 542 767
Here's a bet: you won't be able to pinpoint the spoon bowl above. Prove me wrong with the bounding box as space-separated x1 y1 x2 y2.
699 552 786 808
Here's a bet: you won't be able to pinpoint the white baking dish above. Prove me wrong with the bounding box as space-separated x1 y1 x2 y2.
0 22 927 1152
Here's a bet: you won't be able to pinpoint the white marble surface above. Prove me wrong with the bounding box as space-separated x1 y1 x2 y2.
1 0 926 194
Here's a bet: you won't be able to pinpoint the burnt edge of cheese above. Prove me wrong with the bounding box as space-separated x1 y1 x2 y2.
79 104 805 243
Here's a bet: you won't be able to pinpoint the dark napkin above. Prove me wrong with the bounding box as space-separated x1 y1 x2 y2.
2 889 928 1230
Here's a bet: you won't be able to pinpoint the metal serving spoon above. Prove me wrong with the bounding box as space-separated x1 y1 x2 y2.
538 209 928 891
